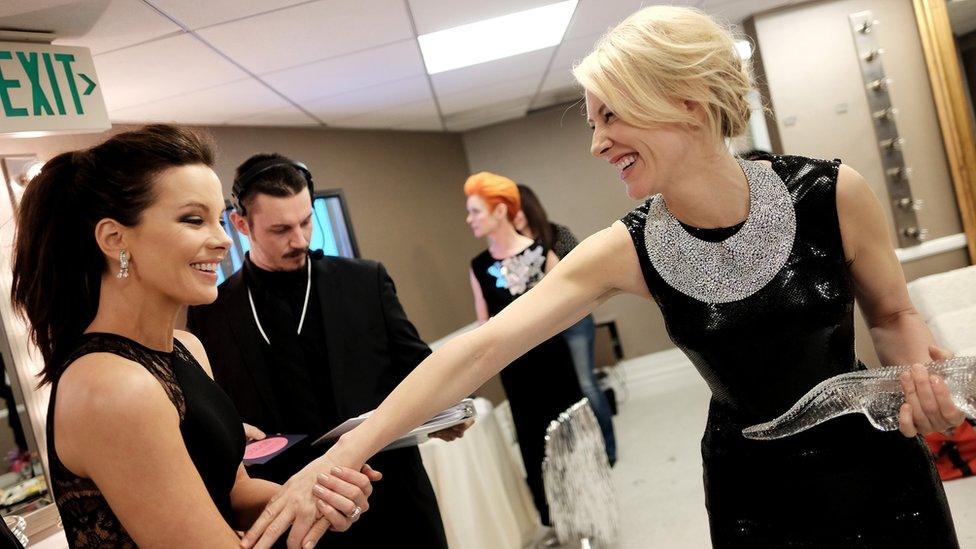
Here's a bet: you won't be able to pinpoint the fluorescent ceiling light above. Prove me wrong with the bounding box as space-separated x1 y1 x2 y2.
418 0 578 74
735 39 753 60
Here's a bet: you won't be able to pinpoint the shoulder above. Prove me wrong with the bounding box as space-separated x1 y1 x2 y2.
55 353 180 476
57 354 179 437
763 153 839 192
470 249 492 267
317 254 380 277
173 330 213 378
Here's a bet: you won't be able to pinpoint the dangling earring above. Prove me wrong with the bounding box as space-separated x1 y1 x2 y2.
117 249 130 279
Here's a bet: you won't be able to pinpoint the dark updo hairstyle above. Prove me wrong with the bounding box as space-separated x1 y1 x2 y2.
10 124 215 385
516 184 555 251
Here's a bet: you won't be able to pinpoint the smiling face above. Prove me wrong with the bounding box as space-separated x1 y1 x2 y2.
124 164 231 305
586 90 699 200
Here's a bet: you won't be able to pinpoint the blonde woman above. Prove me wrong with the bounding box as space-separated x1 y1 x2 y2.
247 7 962 548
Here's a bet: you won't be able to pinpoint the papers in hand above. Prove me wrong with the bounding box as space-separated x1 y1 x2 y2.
312 398 477 451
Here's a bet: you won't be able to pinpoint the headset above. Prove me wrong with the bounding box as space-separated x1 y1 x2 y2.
230 158 315 216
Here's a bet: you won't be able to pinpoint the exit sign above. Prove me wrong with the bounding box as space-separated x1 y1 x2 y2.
0 42 109 135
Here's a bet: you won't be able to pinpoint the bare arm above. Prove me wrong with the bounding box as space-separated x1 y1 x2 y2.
836 165 964 436
836 166 934 365
330 222 649 466
469 268 489 324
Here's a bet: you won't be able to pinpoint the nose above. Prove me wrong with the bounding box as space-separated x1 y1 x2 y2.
212 224 232 250
291 228 309 249
591 127 612 158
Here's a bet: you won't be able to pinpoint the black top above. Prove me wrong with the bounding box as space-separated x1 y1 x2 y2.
471 240 549 316
620 153 958 546
244 257 338 435
550 223 579 259
47 333 245 548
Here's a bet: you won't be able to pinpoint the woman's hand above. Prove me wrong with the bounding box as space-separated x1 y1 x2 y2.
898 346 966 437
241 462 381 549
243 423 266 443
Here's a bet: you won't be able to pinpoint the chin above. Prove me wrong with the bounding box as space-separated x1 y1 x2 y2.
186 287 219 306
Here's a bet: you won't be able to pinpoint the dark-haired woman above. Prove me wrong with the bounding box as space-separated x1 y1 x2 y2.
513 184 617 465
11 125 376 548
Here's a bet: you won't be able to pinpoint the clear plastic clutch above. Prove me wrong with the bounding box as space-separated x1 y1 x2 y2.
742 356 976 440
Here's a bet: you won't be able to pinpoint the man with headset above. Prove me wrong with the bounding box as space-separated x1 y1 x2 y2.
187 153 462 548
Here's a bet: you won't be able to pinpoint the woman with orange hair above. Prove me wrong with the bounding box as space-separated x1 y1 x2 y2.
464 172 583 538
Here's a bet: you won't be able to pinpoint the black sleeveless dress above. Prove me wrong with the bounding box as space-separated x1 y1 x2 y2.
621 154 958 547
47 333 246 547
471 241 583 526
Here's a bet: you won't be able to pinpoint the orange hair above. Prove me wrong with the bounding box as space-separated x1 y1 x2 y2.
463 172 521 222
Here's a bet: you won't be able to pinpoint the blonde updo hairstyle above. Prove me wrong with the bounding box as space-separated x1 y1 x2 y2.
572 5 753 141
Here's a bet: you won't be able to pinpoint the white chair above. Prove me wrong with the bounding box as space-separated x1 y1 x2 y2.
907 266 976 356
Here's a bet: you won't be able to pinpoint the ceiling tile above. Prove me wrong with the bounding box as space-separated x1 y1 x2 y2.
108 78 291 125
530 87 583 110
563 0 645 39
444 99 529 132
302 75 433 122
329 98 440 129
408 0 561 35
539 65 577 93
94 33 247 111
395 115 443 131
431 47 554 97
263 40 426 104
438 74 542 114
53 0 181 55
228 105 320 127
700 0 797 23
550 32 601 69
196 0 414 74
149 0 309 30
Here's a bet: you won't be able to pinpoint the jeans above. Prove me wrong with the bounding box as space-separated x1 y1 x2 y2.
562 315 617 462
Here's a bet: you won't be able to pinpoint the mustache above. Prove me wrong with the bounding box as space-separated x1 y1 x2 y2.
283 249 307 259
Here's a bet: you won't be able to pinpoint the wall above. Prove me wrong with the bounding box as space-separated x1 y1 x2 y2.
748 0 971 366
0 124 482 343
463 104 671 358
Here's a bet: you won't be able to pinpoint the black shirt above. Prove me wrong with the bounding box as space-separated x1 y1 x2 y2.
243 256 339 436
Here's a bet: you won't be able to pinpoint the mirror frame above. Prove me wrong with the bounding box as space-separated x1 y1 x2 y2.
914 0 976 263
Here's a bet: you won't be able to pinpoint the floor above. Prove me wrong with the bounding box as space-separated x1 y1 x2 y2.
538 353 976 548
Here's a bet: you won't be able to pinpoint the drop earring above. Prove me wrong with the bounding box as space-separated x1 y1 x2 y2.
117 249 129 279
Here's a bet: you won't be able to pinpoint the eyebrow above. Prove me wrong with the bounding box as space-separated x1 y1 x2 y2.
587 104 606 125
179 201 211 212
269 213 312 230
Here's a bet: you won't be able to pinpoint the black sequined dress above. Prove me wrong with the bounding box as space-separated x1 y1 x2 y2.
47 333 245 547
621 154 958 547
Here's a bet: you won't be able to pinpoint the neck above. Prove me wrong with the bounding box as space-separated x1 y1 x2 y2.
86 275 181 352
487 222 532 256
661 146 749 228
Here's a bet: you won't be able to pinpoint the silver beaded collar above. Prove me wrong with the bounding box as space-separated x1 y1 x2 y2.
643 159 796 304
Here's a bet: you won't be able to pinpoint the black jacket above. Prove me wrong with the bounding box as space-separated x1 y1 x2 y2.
187 255 447 548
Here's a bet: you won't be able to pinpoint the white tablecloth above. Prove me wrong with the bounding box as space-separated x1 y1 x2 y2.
419 398 540 549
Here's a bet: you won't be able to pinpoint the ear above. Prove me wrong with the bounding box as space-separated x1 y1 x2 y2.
230 211 251 237
93 218 126 264
492 202 509 220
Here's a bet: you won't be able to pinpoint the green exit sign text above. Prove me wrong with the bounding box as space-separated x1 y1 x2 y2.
0 42 109 135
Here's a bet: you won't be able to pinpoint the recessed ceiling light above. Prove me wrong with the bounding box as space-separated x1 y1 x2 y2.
418 0 578 75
